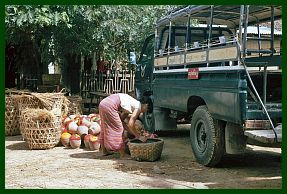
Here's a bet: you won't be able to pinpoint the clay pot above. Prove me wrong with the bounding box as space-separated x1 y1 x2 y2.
81 117 91 127
69 114 77 120
90 114 101 125
70 134 81 149
61 132 71 147
88 113 97 118
89 122 101 135
89 135 100 151
74 116 81 125
77 125 89 136
63 116 72 125
61 126 68 133
67 121 78 134
84 134 92 149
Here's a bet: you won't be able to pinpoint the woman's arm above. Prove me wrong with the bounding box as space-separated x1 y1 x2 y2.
127 108 141 138
119 111 129 122
118 110 139 138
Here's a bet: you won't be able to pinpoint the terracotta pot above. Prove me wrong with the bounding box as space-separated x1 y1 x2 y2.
70 139 81 149
88 113 97 118
81 117 91 127
89 135 100 150
61 132 71 147
74 116 81 125
91 114 101 125
89 141 100 151
61 126 68 133
84 134 92 149
89 122 101 135
63 116 72 125
70 134 81 149
69 114 77 120
67 121 78 134
77 125 89 136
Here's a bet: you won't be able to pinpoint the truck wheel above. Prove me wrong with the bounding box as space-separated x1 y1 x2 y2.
190 105 224 166
141 98 155 132
142 111 155 132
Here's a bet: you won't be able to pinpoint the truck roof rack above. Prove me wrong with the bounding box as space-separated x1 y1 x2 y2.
157 5 282 28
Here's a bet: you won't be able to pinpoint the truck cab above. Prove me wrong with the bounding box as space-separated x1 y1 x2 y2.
135 5 282 166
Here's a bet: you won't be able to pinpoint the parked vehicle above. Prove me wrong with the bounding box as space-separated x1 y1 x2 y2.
135 5 282 166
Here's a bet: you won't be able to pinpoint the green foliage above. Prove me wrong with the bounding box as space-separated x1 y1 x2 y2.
5 5 178 66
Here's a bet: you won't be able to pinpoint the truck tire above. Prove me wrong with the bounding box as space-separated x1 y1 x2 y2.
142 111 155 132
141 98 155 132
190 105 224 166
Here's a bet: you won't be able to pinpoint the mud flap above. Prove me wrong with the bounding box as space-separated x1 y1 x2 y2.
154 107 177 131
225 122 247 154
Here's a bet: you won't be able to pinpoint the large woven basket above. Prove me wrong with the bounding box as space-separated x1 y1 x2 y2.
5 95 20 136
20 108 61 150
16 95 42 139
127 138 164 162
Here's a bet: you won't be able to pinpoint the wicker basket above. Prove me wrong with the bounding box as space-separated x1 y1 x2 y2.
127 138 164 162
6 92 65 140
66 96 83 115
5 95 20 136
20 108 61 150
16 95 42 139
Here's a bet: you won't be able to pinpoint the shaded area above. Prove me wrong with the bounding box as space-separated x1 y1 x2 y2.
5 135 24 142
6 142 29 150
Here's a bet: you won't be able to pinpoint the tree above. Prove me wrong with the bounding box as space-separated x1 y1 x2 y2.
5 5 178 92
5 5 71 87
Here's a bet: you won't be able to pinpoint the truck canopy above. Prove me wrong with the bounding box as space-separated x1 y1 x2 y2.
156 5 282 28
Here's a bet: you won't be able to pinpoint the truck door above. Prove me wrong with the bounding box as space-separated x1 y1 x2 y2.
135 34 154 99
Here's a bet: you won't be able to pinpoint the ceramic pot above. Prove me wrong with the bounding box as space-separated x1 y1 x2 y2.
61 132 71 147
89 135 100 150
70 134 81 149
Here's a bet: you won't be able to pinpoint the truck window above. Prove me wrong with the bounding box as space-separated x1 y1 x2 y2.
158 26 233 54
139 35 154 62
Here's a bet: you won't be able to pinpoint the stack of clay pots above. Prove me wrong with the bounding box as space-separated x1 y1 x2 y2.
60 114 101 150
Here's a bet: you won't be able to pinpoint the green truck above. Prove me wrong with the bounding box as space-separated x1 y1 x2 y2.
135 5 282 166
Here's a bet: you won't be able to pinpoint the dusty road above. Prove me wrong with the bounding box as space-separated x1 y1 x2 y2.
5 125 281 189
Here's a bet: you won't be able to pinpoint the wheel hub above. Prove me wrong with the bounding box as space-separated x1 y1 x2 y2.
195 121 207 152
200 130 207 141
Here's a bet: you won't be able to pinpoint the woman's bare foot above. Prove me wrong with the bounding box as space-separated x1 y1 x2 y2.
101 145 114 156
119 148 131 159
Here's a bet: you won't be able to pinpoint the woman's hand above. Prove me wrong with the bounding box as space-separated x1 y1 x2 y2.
138 135 148 142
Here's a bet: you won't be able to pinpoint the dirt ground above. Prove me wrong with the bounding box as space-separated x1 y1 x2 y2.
5 124 281 189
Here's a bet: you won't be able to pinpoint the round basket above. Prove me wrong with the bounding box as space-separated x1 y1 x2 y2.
127 138 164 162
20 108 61 150
16 95 42 139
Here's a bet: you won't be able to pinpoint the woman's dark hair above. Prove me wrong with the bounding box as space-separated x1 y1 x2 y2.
139 96 150 104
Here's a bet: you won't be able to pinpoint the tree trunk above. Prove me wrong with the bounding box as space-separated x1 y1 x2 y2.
92 52 97 71
63 53 81 95
32 38 44 85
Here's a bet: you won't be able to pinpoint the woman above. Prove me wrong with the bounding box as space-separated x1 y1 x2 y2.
98 93 149 158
